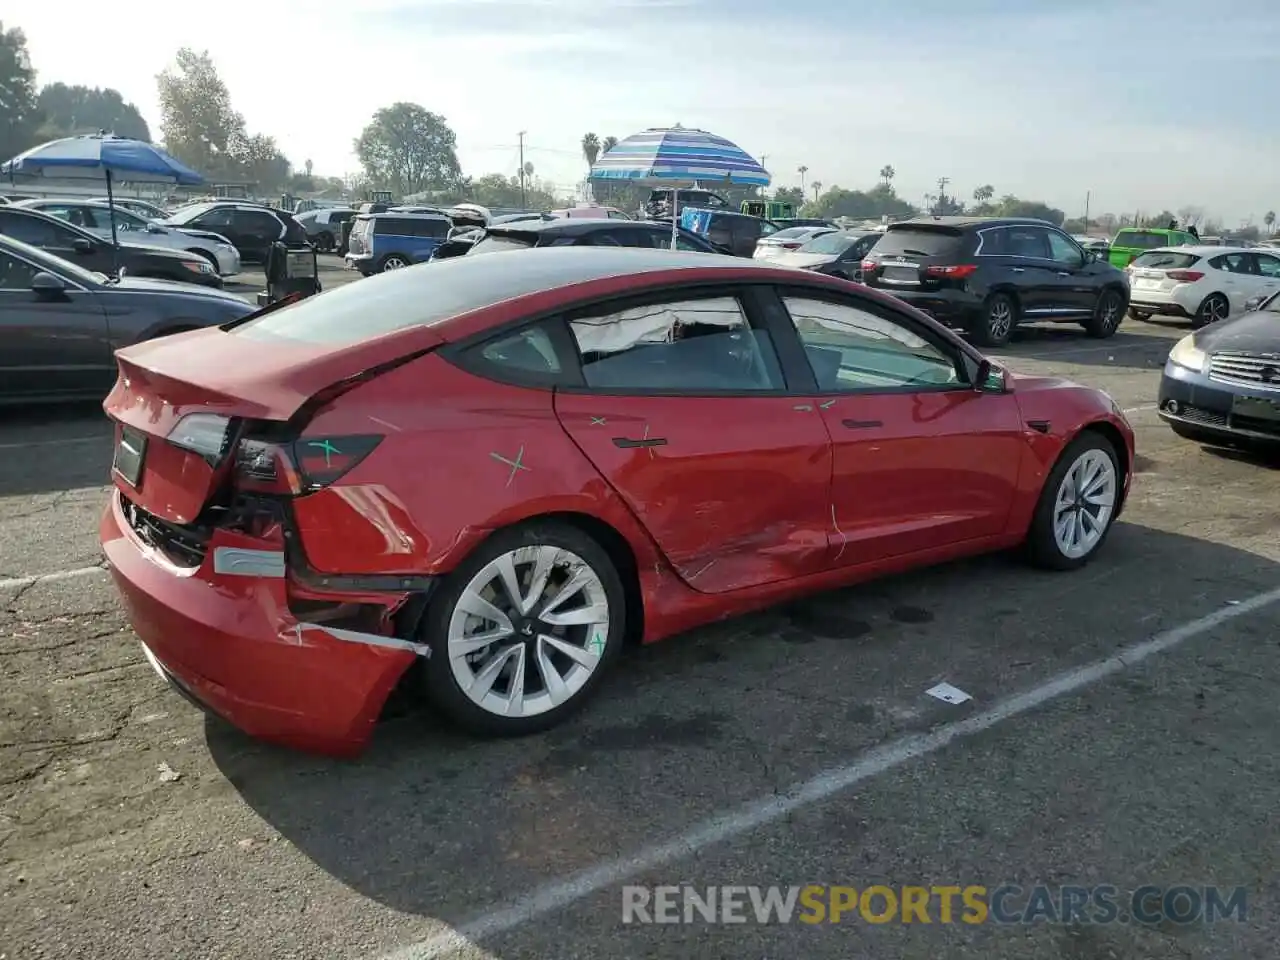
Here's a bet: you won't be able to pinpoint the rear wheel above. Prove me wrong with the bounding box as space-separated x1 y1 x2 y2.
1082 286 1126 338
1024 431 1121 570
378 254 409 272
971 292 1017 347
417 522 626 736
1194 293 1229 329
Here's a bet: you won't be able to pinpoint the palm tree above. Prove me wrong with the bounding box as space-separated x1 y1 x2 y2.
797 165 808 193
973 184 994 204
811 181 822 201
601 136 618 155
879 164 895 185
581 133 601 169
1266 210 1276 235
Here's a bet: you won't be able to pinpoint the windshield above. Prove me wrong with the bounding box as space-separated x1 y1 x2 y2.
800 232 862 255
1114 231 1169 250
1131 251 1200 270
470 234 538 255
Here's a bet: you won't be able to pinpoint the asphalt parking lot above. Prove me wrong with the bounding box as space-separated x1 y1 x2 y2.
3 313 1279 960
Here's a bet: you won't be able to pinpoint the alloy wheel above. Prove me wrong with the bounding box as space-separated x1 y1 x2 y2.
1201 294 1228 325
988 299 1013 339
1099 292 1122 332
1052 449 1117 560
447 545 610 718
383 256 407 270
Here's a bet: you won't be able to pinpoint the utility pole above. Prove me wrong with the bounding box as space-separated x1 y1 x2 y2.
758 155 768 196
518 131 527 208
1083 191 1090 232
936 177 950 212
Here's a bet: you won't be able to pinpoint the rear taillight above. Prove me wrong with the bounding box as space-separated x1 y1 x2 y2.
925 264 978 279
233 434 382 495
167 413 233 464
860 259 877 271
1167 270 1204 282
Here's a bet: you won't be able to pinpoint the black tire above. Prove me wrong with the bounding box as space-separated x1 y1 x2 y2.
416 521 627 737
1193 293 1229 329
1127 307 1152 321
1082 286 1126 338
378 253 410 272
971 292 1017 347
1024 430 1122 571
315 231 334 253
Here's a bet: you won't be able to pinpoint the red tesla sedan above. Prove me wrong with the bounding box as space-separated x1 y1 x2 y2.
100 247 1135 756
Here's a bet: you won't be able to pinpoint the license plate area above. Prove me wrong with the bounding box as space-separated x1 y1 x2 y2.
1231 395 1280 422
881 266 920 283
113 425 147 487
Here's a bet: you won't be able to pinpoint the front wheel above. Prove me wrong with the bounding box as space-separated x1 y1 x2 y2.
1082 287 1126 338
1024 431 1121 570
971 292 1017 347
417 522 626 736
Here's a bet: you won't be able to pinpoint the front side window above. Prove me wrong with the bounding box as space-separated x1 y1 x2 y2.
1046 231 1084 267
0 250 39 290
782 296 963 392
1251 254 1280 277
569 295 784 392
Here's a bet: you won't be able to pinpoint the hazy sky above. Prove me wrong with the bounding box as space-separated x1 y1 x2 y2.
13 0 1280 223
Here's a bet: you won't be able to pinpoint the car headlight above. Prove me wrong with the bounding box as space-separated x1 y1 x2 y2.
1168 334 1206 372
183 260 215 274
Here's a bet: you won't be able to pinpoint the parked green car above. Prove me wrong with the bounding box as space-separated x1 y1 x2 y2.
1108 227 1198 268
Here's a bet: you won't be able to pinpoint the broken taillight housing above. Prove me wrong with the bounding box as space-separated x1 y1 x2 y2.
233 434 382 495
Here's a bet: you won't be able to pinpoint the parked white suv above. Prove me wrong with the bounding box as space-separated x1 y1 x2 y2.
13 199 241 276
1127 245 1280 327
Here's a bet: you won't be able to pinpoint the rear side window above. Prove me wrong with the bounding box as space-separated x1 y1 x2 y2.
1131 252 1201 269
375 217 413 236
1114 231 1169 250
875 227 964 258
1209 253 1253 274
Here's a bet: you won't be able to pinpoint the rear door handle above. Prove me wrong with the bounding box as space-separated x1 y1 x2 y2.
842 419 883 429
1056 271 1071 277
1011 267 1025 273
613 436 667 448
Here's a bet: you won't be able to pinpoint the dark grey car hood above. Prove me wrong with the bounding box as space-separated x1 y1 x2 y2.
107 276 249 308
117 240 204 261
1195 309 1280 354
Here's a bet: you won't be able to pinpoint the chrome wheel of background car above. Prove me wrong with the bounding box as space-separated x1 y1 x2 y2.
1098 292 1122 331
1195 294 1229 328
988 301 1013 338
447 545 611 719
382 256 408 270
1052 449 1117 560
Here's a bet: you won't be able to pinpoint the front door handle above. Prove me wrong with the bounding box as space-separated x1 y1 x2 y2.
842 419 883 429
1011 267 1025 273
1056 271 1071 277
613 436 667 449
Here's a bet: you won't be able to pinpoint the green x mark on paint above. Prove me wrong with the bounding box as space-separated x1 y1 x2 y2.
306 439 340 467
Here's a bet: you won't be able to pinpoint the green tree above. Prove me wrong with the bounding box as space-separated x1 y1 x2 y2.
0 22 39 162
156 49 244 177
36 83 151 142
467 172 559 210
601 135 618 155
354 103 462 196
987 195 1065 224
879 164 895 185
1264 210 1275 235
973 184 994 204
581 132 601 176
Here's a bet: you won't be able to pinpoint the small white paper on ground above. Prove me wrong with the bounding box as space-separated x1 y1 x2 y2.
925 682 972 705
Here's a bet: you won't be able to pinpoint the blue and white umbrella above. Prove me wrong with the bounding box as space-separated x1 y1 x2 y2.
588 126 770 249
2 134 205 268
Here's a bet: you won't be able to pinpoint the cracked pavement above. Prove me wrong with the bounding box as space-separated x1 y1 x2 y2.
2 320 1279 960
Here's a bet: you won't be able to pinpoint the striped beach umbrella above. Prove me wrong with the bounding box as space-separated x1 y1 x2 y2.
588 126 771 187
590 127 769 251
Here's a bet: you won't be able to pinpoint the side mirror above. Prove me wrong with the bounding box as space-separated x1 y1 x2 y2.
31 271 67 295
72 237 94 254
974 359 1009 393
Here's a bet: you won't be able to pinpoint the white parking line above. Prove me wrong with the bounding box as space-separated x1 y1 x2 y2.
378 585 1280 960
0 565 108 591
0 435 107 451
1123 403 1157 414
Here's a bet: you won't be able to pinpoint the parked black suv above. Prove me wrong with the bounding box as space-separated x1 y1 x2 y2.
0 206 222 287
465 218 720 254
860 216 1130 346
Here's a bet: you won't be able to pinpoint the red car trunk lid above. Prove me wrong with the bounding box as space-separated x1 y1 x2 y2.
104 324 443 524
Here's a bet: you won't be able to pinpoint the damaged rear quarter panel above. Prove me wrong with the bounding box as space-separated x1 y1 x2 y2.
288 353 663 576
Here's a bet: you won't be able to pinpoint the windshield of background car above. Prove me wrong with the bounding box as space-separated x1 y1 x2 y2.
0 234 104 285
1114 231 1169 250
164 203 216 224
1131 251 1201 270
469 233 539 254
873 227 964 257
769 227 815 241
800 232 862 255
